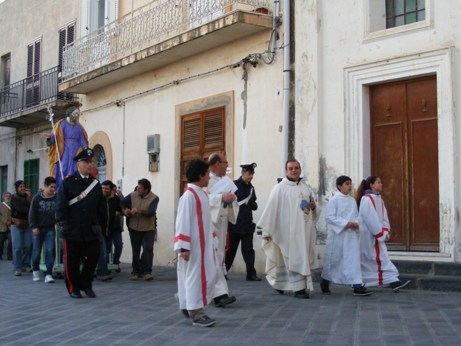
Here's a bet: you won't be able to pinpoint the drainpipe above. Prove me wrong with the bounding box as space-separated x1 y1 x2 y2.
281 0 291 175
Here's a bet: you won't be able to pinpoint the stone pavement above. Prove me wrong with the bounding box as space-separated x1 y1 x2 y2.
1 260 461 346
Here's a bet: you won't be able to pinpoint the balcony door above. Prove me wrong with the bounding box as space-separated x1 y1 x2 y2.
26 39 41 107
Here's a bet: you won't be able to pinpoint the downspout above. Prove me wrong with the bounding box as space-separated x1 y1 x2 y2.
281 0 290 175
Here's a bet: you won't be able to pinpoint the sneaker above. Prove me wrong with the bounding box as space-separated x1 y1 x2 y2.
32 271 41 282
130 274 140 281
192 315 216 327
44 275 55 283
14 270 22 276
390 280 411 292
214 294 236 307
143 273 154 281
353 287 372 296
96 274 113 281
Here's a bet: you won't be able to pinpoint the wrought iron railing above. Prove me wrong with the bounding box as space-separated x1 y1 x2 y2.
0 66 76 119
62 0 270 81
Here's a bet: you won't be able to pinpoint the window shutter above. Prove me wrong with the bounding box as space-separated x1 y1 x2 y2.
67 24 75 44
34 41 41 77
58 29 66 70
27 44 34 78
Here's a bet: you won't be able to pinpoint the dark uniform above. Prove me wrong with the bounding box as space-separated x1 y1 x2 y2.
55 148 106 298
225 163 261 281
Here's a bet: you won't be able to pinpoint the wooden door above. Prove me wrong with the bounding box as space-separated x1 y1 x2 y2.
370 76 439 251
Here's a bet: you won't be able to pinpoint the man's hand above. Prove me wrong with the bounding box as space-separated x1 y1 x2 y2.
222 193 236 204
347 222 359 230
33 228 40 236
180 251 190 261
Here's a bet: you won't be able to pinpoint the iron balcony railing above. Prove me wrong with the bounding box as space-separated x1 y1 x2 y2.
0 66 76 119
62 0 270 81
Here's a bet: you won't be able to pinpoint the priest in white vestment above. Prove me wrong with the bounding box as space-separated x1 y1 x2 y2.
174 159 218 327
204 152 237 307
257 159 318 299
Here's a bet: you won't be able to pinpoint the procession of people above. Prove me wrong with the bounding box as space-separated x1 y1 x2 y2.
0 106 411 328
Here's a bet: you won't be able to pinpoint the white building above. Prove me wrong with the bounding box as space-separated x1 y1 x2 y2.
1 0 460 272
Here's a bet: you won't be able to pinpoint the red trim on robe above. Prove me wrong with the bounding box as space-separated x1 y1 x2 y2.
174 234 191 243
187 187 208 306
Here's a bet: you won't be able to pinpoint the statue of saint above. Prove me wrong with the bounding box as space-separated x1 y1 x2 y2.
48 106 89 188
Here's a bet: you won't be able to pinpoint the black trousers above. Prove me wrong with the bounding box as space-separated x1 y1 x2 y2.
225 232 256 276
63 238 100 294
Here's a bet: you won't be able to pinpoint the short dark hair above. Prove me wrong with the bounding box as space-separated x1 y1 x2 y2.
186 159 209 183
285 158 300 171
208 152 222 166
137 178 151 192
44 176 56 186
336 175 351 189
101 180 115 189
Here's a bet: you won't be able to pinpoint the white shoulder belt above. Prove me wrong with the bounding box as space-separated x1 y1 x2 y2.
68 179 98 206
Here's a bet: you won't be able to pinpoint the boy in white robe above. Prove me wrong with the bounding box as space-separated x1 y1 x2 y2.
257 159 317 299
174 159 218 327
321 176 371 296
356 176 410 292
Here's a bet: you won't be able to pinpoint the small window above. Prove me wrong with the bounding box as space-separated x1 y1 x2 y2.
0 165 8 196
1 54 11 87
386 0 425 29
58 23 75 71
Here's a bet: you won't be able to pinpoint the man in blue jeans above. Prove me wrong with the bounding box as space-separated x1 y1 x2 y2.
29 176 57 283
122 179 158 281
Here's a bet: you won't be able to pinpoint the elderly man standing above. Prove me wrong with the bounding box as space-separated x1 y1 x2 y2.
257 159 318 299
122 178 159 281
56 147 106 299
206 152 237 307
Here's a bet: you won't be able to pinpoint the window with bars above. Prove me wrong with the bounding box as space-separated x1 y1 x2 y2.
386 0 425 28
58 23 75 72
24 159 39 195
180 106 225 194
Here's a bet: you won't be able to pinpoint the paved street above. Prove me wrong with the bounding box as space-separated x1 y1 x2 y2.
1 260 460 346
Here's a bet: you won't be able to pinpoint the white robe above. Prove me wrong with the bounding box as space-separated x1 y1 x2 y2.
257 178 317 292
321 191 362 285
205 173 238 297
359 193 399 286
174 184 217 310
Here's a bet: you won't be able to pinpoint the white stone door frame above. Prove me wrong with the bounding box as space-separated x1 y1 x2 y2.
344 48 456 260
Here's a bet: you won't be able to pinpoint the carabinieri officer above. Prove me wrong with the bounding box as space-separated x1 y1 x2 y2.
56 147 106 298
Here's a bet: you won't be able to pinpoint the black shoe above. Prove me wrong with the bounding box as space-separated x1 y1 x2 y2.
276 289 284 295
224 275 228 280
390 280 411 292
83 288 96 298
192 315 216 327
353 287 372 296
70 291 82 299
214 294 237 307
246 274 262 281
294 289 310 299
181 309 190 318
320 279 331 294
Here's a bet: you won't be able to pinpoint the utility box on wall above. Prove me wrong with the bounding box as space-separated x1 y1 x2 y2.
147 134 160 172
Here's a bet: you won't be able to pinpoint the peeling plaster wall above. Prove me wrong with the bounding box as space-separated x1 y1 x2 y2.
295 0 461 262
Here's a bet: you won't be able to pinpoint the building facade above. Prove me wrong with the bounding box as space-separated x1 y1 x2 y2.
1 0 460 271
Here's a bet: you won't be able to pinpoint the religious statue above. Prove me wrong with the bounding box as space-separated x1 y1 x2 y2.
48 106 89 188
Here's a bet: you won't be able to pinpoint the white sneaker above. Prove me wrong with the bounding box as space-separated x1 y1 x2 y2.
44 274 55 283
32 271 41 282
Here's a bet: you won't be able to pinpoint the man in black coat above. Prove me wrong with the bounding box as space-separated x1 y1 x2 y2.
56 147 106 298
225 163 261 281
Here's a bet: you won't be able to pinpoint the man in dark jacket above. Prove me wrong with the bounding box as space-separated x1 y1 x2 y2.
225 163 261 281
10 180 32 276
56 147 106 298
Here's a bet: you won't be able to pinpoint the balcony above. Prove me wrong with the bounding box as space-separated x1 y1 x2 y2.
0 66 78 128
59 0 272 94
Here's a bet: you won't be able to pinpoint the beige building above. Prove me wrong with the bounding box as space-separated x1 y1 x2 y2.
2 0 461 272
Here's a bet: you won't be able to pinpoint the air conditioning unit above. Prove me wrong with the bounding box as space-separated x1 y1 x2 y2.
147 134 160 154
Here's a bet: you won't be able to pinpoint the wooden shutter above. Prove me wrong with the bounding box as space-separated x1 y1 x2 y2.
180 106 225 194
59 24 75 71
